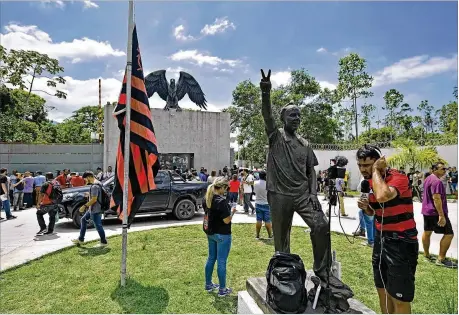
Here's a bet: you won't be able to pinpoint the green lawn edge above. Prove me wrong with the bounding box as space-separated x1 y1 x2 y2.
0 224 457 314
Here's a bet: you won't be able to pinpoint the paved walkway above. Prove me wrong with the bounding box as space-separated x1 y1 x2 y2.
1 197 457 271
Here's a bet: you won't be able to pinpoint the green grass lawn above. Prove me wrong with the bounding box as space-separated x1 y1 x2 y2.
0 224 457 314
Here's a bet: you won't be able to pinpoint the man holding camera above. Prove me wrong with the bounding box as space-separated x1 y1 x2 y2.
356 144 417 314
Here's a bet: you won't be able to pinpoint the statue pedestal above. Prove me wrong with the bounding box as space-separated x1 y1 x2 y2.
237 273 375 314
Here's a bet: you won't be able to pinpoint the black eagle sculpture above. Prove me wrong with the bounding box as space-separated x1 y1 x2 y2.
144 70 207 111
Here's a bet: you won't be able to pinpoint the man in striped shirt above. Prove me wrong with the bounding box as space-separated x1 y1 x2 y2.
356 144 417 314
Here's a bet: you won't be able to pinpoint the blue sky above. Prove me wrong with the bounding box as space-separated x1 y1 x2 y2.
1 0 457 125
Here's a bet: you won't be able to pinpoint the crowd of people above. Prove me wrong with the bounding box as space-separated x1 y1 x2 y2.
201 145 457 312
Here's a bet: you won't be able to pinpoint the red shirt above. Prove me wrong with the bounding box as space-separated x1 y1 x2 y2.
56 174 67 187
369 169 417 239
41 181 55 205
229 180 240 193
70 176 85 187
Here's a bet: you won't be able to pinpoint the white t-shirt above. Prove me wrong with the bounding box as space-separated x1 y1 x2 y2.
243 174 254 193
254 180 268 205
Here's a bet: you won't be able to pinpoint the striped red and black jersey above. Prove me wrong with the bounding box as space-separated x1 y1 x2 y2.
369 169 418 239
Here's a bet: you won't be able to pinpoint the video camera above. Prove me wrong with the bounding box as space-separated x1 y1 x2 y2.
327 156 348 180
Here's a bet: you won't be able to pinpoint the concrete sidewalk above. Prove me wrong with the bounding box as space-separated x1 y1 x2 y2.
1 197 457 271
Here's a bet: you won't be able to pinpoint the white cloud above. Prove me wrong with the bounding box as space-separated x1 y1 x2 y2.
200 17 236 36
316 47 327 53
166 66 187 78
40 0 98 9
173 25 195 41
271 71 292 87
0 23 125 63
169 50 241 67
372 54 458 87
83 1 99 9
20 75 122 122
28 72 221 121
40 0 65 9
149 95 222 112
270 70 336 90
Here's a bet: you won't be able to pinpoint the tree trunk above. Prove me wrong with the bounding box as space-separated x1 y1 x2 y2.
353 96 359 142
25 68 36 109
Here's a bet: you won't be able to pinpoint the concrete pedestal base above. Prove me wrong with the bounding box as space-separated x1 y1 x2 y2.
238 274 375 314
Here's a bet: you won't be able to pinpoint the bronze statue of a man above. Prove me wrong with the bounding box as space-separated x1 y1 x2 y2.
260 69 333 285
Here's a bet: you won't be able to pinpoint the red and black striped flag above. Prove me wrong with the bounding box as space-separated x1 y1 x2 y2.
111 24 160 225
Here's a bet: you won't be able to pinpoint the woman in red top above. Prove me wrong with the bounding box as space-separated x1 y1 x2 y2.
228 175 240 204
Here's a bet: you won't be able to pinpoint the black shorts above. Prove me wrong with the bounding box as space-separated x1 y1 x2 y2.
372 234 418 302
423 215 454 235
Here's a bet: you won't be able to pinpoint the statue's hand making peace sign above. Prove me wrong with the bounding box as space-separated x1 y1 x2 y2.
260 69 272 93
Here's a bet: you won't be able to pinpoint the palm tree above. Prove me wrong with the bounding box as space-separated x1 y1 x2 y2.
387 139 446 170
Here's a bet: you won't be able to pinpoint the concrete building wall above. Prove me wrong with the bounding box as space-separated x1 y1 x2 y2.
313 145 458 191
0 143 103 173
104 104 231 172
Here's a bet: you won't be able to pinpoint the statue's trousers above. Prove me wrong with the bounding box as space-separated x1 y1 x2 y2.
267 191 331 281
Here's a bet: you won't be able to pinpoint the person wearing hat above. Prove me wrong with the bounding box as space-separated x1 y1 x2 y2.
72 171 108 247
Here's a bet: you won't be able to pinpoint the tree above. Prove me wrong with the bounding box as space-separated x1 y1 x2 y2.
0 84 13 113
9 89 48 122
437 101 458 135
417 100 436 134
387 138 446 170
360 126 397 143
337 53 374 141
55 119 91 144
2 47 67 105
70 106 101 134
361 103 376 133
382 89 404 138
226 69 335 165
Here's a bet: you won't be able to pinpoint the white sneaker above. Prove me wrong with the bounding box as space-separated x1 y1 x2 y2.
94 242 108 248
71 239 84 246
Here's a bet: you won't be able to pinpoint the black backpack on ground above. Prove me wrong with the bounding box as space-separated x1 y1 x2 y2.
266 252 308 314
92 183 111 210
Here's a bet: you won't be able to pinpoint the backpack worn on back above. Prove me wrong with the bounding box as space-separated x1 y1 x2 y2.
41 181 63 204
93 183 110 210
266 252 308 314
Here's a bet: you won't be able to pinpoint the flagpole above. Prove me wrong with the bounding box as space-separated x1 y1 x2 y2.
120 0 134 288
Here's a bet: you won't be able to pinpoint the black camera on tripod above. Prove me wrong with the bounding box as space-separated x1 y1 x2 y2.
327 156 348 206
327 156 348 180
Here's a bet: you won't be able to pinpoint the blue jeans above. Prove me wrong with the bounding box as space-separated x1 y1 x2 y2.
79 211 107 244
205 234 232 289
359 210 374 245
1 199 12 218
228 192 238 204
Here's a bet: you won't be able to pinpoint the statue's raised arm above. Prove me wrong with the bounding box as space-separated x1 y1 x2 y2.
260 69 277 137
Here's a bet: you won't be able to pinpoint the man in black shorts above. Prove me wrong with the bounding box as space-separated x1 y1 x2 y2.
356 144 418 314
421 162 457 268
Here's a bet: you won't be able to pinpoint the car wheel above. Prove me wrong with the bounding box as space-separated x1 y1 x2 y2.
72 204 94 229
173 199 196 220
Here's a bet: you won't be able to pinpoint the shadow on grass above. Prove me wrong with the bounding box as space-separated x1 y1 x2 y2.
259 238 274 246
111 278 169 314
77 246 111 257
211 293 238 313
